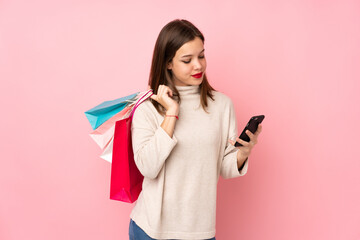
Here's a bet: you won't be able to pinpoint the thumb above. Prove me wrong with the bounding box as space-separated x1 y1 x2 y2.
150 94 158 102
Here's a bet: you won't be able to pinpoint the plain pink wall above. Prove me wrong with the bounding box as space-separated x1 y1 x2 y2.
1 0 359 239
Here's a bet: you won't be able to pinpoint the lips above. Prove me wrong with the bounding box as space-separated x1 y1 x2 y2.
191 72 203 78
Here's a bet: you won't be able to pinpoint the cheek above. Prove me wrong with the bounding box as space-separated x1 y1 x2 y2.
174 63 194 77
202 59 207 68
178 65 192 75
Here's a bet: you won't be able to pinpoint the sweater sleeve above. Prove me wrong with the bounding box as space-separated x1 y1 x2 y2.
131 103 178 179
220 99 249 179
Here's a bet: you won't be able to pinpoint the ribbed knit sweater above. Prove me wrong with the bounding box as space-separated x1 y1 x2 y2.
130 85 249 240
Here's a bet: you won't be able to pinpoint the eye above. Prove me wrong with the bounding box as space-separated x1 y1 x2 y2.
182 55 205 64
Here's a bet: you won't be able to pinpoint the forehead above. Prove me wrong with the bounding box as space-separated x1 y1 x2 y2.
176 37 204 57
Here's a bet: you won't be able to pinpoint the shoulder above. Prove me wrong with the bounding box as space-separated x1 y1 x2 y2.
134 98 153 112
133 99 154 117
132 99 160 124
210 90 234 109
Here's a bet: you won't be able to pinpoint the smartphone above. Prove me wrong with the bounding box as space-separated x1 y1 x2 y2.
234 115 265 147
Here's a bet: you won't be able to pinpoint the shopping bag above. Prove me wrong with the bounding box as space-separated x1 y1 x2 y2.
100 136 113 163
89 105 133 150
110 89 153 203
84 92 139 130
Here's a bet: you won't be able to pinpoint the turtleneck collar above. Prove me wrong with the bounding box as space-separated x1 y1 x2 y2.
174 85 200 96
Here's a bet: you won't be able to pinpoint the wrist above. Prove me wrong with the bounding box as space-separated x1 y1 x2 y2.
238 157 247 170
237 151 248 165
165 114 179 120
166 108 179 116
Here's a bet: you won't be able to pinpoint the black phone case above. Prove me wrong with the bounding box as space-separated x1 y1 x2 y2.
234 115 265 147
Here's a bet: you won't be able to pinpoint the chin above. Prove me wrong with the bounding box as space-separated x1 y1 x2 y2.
193 79 203 85
189 78 204 86
176 77 203 86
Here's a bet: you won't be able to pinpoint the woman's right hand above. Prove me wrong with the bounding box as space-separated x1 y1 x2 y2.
150 85 179 115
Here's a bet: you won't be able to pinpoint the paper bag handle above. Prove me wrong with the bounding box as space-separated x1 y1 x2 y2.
129 89 153 120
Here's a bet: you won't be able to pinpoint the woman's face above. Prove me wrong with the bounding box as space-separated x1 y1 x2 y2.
167 37 207 86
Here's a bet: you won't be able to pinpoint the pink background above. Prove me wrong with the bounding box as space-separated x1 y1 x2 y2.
1 0 359 239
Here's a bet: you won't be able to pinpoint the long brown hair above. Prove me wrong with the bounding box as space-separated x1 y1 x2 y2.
148 19 215 115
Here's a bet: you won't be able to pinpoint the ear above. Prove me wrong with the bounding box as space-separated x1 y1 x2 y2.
167 61 173 70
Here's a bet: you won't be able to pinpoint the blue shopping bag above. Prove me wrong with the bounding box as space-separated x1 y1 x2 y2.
84 92 139 130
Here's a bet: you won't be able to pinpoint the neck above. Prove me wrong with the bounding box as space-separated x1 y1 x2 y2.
174 85 200 97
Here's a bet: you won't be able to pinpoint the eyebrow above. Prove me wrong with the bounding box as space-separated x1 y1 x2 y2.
180 49 205 58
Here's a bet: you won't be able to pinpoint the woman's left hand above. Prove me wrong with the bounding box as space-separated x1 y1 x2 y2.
228 124 263 164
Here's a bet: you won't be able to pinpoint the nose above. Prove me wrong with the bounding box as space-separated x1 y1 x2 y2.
193 58 202 70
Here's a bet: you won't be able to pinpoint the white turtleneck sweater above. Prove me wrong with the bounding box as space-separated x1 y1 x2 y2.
130 85 249 240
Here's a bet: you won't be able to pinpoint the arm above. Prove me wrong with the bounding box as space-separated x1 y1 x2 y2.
221 144 249 179
160 108 178 138
220 99 249 179
131 104 178 179
238 157 248 171
132 85 180 179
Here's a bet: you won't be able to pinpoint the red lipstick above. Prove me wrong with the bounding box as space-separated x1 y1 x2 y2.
191 72 203 78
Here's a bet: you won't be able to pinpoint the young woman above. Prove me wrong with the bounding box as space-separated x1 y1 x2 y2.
129 19 262 240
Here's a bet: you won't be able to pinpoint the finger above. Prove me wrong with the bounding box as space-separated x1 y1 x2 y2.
160 85 167 99
161 85 168 97
255 124 262 136
246 130 255 141
168 88 173 97
157 85 163 97
245 130 258 145
228 139 235 146
150 94 158 102
236 137 250 147
164 86 173 97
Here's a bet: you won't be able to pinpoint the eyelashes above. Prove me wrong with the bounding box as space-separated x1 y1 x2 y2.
182 55 205 64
